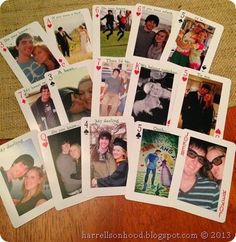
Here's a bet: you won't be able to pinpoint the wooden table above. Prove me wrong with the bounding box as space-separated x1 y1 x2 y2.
0 107 235 242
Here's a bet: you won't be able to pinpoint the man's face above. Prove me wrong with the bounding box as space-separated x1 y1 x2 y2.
199 87 209 96
112 70 120 79
11 161 29 179
69 145 81 160
61 143 70 154
99 137 110 150
41 88 50 102
145 20 157 32
193 23 205 34
183 145 206 177
16 37 34 57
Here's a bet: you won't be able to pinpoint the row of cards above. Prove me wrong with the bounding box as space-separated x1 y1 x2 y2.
0 3 235 228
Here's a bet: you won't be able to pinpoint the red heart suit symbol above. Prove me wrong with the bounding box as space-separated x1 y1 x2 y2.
134 70 139 75
136 12 141 16
96 65 101 71
182 76 187 81
47 23 52 28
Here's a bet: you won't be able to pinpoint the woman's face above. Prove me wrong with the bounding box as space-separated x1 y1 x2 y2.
206 149 225 180
33 47 49 64
112 145 126 161
204 93 212 102
78 80 93 110
24 170 42 191
155 31 167 44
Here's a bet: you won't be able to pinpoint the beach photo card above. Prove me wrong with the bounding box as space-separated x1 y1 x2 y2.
92 5 133 58
162 10 224 72
92 57 133 116
81 116 134 197
171 69 231 138
44 8 93 64
125 121 185 207
15 79 63 132
126 4 178 62
124 59 181 126
0 22 67 87
0 131 53 227
45 60 93 123
39 121 91 210
170 130 236 222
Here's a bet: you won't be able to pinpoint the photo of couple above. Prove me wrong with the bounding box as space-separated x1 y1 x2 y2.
89 124 128 188
179 75 222 135
8 32 60 84
47 127 82 199
169 18 215 70
178 137 226 211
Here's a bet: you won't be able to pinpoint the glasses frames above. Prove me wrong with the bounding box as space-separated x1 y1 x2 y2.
187 148 206 165
206 155 225 170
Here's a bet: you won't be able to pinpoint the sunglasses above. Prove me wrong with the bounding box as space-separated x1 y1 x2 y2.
206 155 225 170
187 148 206 165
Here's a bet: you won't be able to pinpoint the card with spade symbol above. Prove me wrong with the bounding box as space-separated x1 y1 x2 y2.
161 10 224 72
0 22 68 87
91 57 133 116
170 68 231 138
92 5 134 58
125 4 178 62
15 79 64 132
38 121 92 210
44 60 93 123
170 129 235 222
81 116 134 197
44 9 93 64
0 131 54 227
124 58 181 127
125 121 185 208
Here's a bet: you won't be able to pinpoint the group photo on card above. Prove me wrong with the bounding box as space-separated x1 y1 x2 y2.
0 22 67 87
93 5 133 57
44 9 93 64
126 4 177 61
0 132 53 227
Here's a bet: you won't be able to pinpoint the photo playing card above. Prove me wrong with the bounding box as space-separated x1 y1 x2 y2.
81 116 134 197
15 79 63 132
124 58 181 126
92 57 133 116
171 69 231 138
125 122 185 207
44 8 93 64
39 121 91 210
126 4 178 62
161 10 224 72
170 130 235 222
45 60 93 123
92 5 133 58
0 22 68 87
0 131 54 227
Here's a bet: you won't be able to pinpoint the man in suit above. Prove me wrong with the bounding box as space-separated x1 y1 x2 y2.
55 27 72 57
181 83 211 132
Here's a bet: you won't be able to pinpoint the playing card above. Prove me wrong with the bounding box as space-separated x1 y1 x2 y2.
170 130 235 222
44 8 93 64
124 58 181 126
92 5 134 58
91 57 133 116
45 60 93 123
0 131 53 227
39 121 92 210
0 22 68 87
126 4 178 62
161 10 224 72
81 116 134 197
15 79 63 131
125 121 185 207
171 68 231 138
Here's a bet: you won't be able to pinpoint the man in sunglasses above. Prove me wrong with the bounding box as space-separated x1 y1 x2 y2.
178 138 219 211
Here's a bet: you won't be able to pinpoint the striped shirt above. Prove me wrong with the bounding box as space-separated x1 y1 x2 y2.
178 175 219 211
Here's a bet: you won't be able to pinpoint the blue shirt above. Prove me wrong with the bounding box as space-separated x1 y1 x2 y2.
145 153 159 169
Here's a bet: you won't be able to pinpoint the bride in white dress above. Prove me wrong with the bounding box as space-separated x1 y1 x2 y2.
78 25 92 54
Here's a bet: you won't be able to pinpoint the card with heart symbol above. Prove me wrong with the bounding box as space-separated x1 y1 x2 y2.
15 79 63 132
38 121 92 210
125 4 178 62
161 10 224 72
170 68 231 138
0 22 68 87
125 121 186 208
124 58 181 127
92 5 134 58
44 8 93 64
81 116 134 197
0 131 54 227
170 129 235 222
